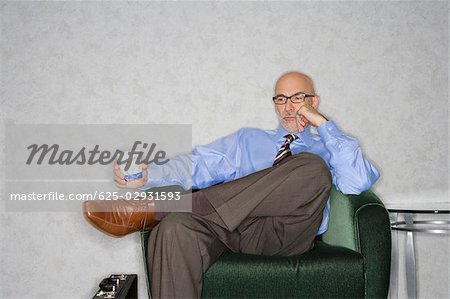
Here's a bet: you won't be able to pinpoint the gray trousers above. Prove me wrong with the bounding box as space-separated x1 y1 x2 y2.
147 153 332 299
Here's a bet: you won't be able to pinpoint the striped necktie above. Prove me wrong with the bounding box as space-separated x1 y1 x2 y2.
273 134 298 166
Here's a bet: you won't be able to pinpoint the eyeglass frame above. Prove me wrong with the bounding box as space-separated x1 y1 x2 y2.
272 92 315 105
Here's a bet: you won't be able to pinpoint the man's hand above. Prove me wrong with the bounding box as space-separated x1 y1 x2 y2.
296 97 328 131
114 161 148 189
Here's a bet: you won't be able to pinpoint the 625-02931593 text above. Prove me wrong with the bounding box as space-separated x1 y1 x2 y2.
9 191 182 201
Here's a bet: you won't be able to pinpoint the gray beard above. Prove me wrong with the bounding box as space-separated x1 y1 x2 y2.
276 113 300 133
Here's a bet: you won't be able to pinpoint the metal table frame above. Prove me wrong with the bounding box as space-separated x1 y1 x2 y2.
388 208 450 299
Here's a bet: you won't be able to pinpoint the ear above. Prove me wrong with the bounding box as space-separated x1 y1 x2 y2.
312 95 320 109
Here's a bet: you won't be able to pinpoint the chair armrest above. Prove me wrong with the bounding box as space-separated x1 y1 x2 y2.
321 187 391 298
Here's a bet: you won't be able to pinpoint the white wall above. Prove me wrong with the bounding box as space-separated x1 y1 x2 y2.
1 1 448 298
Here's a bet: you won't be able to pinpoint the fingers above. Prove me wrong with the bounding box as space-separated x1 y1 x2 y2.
298 115 307 127
114 160 126 188
297 105 314 127
114 160 148 189
114 161 124 176
142 164 148 180
114 174 127 188
143 167 148 180
295 112 308 128
297 105 311 116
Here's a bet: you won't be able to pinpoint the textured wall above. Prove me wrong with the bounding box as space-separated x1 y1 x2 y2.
1 1 448 298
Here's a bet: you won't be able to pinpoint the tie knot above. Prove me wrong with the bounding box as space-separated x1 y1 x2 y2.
283 134 298 144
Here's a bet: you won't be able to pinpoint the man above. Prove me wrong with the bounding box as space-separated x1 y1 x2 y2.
84 71 379 298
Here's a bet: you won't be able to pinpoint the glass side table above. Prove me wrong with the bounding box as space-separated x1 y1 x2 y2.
386 202 450 299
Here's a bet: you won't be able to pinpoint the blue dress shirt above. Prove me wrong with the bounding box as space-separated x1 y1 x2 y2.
143 120 380 235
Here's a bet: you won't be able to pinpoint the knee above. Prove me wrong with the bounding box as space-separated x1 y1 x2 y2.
289 153 328 170
289 153 332 188
155 213 196 240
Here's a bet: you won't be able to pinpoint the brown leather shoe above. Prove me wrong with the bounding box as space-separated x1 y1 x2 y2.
83 198 159 237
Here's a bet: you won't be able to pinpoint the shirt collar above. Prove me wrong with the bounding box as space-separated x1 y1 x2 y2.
272 123 313 146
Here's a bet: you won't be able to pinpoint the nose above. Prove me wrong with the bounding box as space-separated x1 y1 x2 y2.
285 99 296 112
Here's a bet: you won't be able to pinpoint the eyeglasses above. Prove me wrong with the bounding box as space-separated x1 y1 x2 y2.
272 92 315 105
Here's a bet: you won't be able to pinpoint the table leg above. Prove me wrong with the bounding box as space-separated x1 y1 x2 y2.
404 213 417 299
389 212 399 299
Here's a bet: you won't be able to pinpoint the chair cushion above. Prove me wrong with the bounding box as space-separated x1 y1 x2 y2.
202 241 365 298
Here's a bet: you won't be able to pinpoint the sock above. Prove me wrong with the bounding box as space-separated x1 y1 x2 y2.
155 190 215 221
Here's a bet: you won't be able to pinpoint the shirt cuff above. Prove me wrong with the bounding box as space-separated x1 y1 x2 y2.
316 120 342 142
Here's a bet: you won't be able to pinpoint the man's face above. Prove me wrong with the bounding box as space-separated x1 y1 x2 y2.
274 74 316 133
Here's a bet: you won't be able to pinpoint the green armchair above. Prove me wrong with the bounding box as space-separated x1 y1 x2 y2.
141 187 391 298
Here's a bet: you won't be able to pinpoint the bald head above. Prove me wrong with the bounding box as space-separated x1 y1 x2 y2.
274 71 315 96
273 71 319 133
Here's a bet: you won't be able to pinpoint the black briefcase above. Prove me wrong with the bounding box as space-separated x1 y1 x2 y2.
92 274 137 299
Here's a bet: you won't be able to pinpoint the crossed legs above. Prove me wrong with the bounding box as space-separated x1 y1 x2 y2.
147 153 332 298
